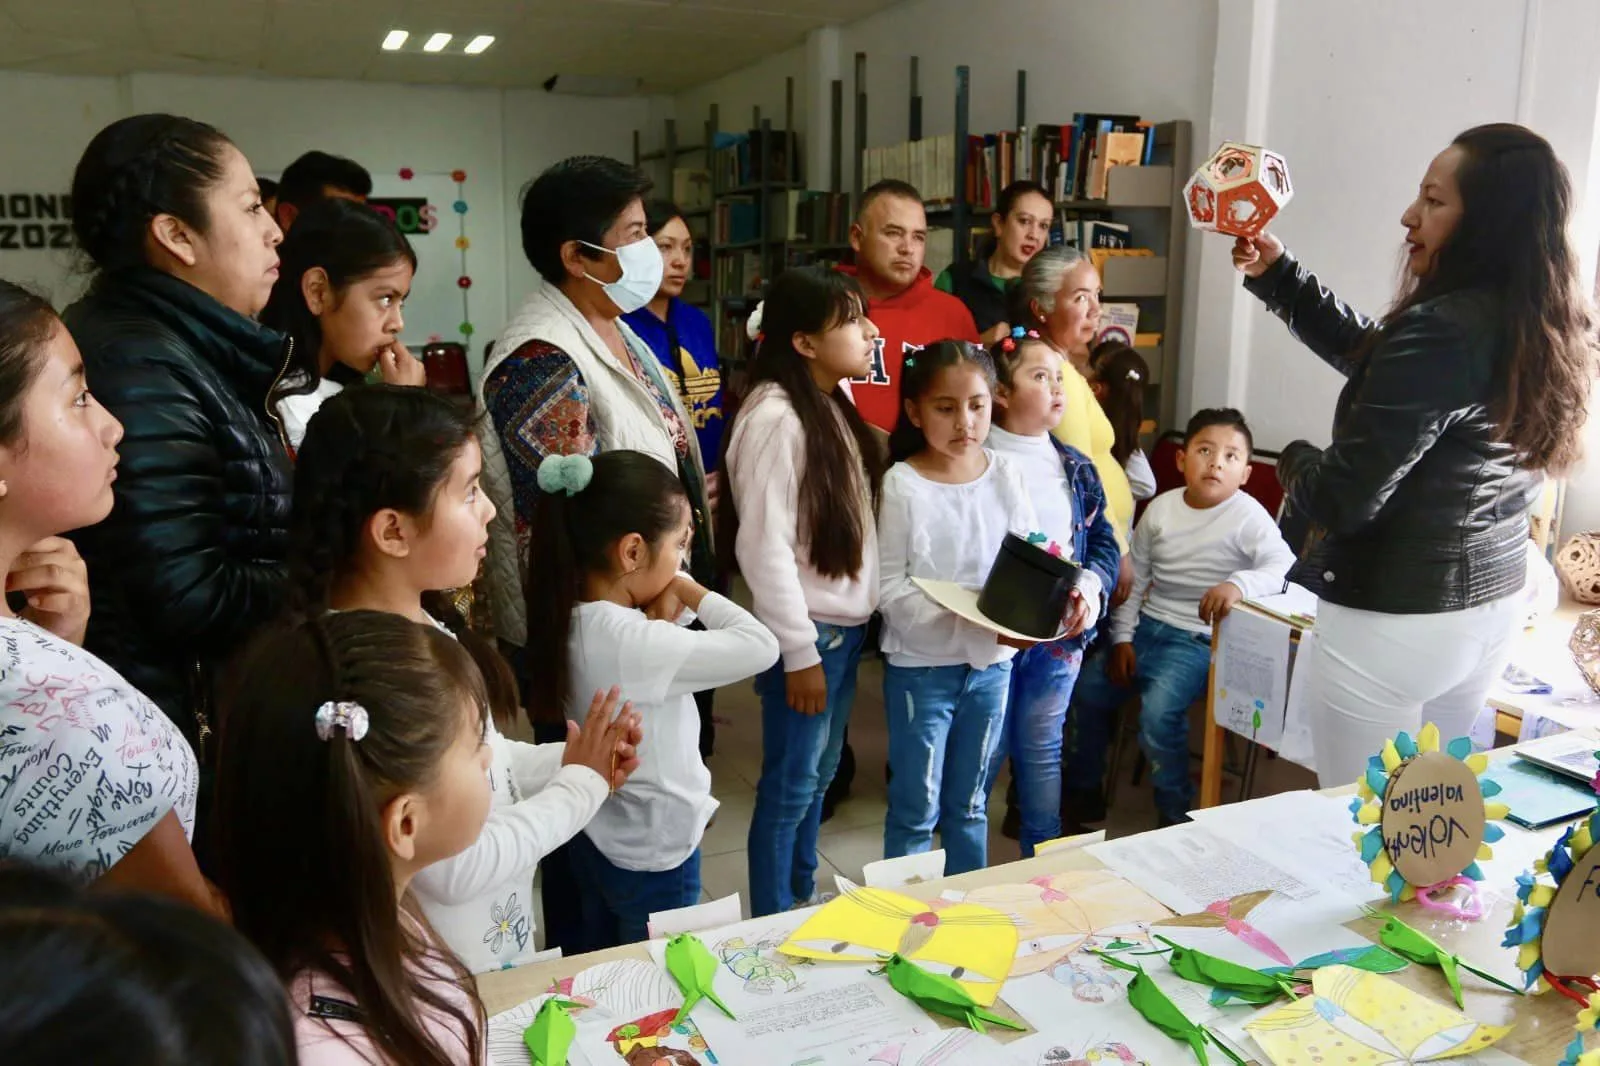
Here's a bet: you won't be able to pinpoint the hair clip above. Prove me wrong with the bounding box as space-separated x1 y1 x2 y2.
1010 325 1027 340
903 356 916 368
1127 368 1142 382
314 700 370 742
999 337 1017 352
745 301 765 342
537 454 594 497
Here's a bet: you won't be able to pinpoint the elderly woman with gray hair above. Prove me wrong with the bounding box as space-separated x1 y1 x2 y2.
1008 245 1135 565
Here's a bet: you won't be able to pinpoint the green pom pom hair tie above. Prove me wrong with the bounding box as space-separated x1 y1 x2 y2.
536 454 594 497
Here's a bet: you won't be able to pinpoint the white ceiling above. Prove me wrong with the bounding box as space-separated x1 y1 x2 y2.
0 0 899 92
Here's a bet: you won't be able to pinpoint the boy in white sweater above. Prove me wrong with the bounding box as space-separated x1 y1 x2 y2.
1065 409 1294 827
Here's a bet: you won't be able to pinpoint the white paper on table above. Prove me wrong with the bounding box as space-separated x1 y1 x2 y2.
1000 969 1208 1066
862 850 946 889
1187 789 1380 908
856 1027 1023 1066
487 958 718 1066
643 910 934 1066
1278 626 1318 772
1244 583 1318 625
648 893 744 939
1213 608 1292 749
1086 822 1346 917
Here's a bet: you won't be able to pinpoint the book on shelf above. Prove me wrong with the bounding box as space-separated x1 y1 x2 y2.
713 197 759 244
1088 246 1154 274
1088 131 1147 200
713 129 801 190
1096 303 1140 346
672 168 712 211
792 192 851 245
860 114 1162 212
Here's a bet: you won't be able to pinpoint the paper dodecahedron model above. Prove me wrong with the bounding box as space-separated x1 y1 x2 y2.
1184 142 1293 238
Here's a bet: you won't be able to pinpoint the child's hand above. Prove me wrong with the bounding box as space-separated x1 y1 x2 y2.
377 342 428 387
1199 582 1244 625
786 663 828 715
1231 234 1284 279
562 686 642 789
8 537 92 645
1061 588 1093 639
645 574 709 622
1108 642 1138 687
1112 555 1135 608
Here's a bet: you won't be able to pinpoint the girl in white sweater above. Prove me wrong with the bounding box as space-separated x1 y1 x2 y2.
288 385 642 973
879 341 1038 875
523 450 779 950
724 268 886 917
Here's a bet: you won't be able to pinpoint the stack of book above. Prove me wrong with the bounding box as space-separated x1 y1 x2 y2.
860 113 1159 208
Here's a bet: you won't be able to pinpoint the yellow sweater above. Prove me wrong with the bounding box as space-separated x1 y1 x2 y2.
1051 366 1132 550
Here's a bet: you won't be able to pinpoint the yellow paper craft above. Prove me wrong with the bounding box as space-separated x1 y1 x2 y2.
961 870 1172 976
778 886 1017 1005
1245 964 1512 1065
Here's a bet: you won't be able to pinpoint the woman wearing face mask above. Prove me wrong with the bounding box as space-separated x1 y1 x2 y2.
935 180 1054 343
477 157 713 950
59 114 290 847
1234 124 1593 784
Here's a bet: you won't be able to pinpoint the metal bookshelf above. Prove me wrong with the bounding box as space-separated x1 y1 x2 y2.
854 59 1192 432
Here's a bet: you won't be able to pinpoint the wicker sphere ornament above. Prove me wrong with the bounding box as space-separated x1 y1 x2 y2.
1571 609 1600 696
1557 533 1600 605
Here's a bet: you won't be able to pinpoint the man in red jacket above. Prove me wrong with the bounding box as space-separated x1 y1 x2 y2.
842 180 980 431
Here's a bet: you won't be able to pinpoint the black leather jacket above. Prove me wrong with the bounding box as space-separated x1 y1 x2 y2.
1243 252 1536 614
63 269 294 759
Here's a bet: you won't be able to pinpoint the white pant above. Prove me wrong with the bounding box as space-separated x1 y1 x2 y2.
1305 596 1520 787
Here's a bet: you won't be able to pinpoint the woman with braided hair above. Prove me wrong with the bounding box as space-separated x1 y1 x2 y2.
59 115 289 848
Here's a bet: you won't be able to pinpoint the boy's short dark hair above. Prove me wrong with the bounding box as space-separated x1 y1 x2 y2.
277 151 372 210
858 179 923 220
1184 407 1254 452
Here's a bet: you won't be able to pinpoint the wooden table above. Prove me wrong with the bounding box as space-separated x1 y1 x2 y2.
477 791 1577 1063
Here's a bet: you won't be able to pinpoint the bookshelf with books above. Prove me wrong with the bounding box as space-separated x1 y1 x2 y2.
633 117 714 312
856 63 1192 433
708 76 856 368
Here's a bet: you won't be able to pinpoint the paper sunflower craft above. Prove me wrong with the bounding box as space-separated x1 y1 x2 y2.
1348 724 1508 904
1558 991 1600 1066
1502 805 1600 1001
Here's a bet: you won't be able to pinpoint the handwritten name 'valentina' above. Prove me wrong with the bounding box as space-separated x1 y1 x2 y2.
1387 783 1466 813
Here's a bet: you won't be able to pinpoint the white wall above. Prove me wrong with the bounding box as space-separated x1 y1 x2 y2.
0 71 650 375
1191 0 1600 536
673 43 808 144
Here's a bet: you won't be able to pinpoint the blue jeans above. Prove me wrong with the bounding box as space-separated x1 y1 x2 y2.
883 661 1013 875
747 623 866 917
985 642 1084 857
1066 615 1213 823
567 831 702 951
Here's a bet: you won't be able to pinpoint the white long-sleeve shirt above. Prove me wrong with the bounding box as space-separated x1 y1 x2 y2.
1125 449 1158 501
726 382 878 671
412 718 607 973
569 593 778 871
877 451 1037 669
1110 488 1295 644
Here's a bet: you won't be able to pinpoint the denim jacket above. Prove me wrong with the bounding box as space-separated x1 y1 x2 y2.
1049 437 1123 651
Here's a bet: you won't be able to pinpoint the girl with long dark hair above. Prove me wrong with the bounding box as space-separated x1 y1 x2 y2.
720 267 885 916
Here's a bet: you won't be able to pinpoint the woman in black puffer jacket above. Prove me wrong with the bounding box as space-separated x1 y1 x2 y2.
62 115 290 801
1233 123 1593 785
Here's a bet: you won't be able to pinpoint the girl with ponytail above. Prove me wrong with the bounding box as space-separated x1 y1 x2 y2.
522 450 778 949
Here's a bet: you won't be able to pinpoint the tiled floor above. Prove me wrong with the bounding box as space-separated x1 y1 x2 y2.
698 653 1317 914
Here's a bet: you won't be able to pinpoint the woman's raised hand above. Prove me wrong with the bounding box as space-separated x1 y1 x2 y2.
1231 233 1285 279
